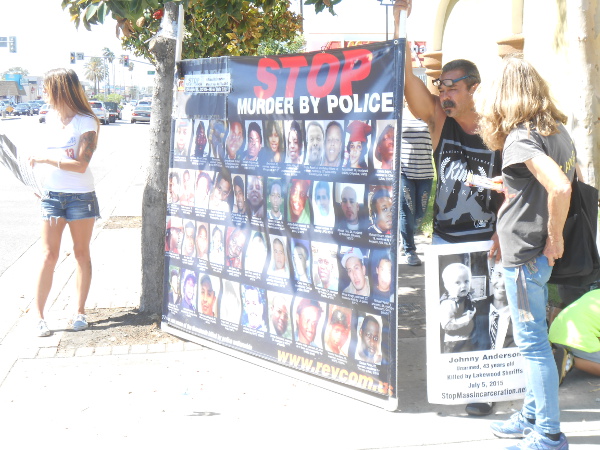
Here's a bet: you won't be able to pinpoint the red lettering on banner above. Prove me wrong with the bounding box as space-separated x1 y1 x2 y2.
254 50 373 99
280 56 308 98
254 58 279 98
340 49 372 96
307 53 340 98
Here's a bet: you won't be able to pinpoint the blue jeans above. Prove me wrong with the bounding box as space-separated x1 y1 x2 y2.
400 173 432 252
503 255 561 435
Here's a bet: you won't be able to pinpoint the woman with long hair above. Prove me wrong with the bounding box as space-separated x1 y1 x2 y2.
264 120 285 163
194 120 207 157
478 56 573 449
28 68 101 336
286 120 303 164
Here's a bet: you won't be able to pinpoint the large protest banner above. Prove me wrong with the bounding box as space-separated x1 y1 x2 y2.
425 241 526 404
162 40 405 409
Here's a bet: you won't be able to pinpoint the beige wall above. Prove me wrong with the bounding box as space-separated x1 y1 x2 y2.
426 0 600 185
523 0 600 183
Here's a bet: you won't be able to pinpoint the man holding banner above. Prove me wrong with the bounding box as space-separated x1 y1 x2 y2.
395 0 503 417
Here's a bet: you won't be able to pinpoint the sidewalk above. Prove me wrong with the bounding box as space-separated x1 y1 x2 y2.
0 180 599 448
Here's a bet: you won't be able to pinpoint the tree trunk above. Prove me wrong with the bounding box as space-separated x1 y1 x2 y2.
139 2 177 313
567 0 600 187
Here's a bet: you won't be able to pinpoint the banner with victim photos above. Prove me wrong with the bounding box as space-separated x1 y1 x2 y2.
162 41 404 408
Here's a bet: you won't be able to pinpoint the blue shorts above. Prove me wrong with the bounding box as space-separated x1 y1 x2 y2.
41 191 101 222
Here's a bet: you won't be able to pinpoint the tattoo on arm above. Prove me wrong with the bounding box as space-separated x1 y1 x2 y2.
80 131 97 164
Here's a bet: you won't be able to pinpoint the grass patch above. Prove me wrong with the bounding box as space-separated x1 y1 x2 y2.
417 176 436 238
548 283 561 306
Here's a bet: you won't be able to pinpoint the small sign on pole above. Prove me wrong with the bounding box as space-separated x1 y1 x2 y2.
76 52 84 60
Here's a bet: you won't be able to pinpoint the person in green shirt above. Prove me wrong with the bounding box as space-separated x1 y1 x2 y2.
549 290 600 383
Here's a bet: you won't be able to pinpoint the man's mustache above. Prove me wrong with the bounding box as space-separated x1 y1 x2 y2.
442 100 456 109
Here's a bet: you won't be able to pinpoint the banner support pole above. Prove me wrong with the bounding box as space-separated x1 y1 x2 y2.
399 10 407 39
175 4 184 63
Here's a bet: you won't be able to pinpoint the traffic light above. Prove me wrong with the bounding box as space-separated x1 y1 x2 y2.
70 52 76 64
123 55 130 67
8 36 16 53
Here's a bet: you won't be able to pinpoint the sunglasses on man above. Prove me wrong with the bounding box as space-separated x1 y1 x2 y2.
432 75 475 88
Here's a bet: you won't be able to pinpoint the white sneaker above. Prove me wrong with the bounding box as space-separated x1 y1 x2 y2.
72 314 88 331
37 319 51 337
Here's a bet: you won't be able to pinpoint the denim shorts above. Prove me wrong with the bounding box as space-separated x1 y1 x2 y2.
41 191 101 222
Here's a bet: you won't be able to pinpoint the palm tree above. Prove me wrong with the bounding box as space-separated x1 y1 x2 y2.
84 57 107 95
102 47 115 94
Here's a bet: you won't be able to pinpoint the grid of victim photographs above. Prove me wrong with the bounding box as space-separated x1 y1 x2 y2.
164 117 397 367
171 118 396 174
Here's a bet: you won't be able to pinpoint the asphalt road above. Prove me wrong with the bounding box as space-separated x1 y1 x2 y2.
0 113 150 277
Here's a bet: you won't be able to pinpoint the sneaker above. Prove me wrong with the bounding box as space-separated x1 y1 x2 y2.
72 314 88 331
406 251 422 266
505 429 568 450
37 319 51 337
553 344 574 385
491 411 533 439
465 402 494 416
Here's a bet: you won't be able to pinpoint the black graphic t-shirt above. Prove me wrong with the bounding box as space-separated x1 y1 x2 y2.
433 118 502 243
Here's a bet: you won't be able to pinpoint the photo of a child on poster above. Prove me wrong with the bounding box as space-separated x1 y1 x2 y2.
161 41 402 404
425 241 525 405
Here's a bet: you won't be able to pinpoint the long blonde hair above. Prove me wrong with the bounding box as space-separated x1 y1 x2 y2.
44 68 99 128
476 56 567 151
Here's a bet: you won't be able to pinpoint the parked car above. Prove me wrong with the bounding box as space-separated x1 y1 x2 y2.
89 101 110 125
103 101 122 123
13 103 32 116
0 101 13 114
131 105 151 124
28 103 41 114
38 104 51 123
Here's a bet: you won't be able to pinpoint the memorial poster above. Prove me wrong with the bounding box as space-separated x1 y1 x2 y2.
162 41 404 404
425 240 527 404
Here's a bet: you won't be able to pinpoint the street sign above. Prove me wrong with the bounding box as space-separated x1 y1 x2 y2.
147 71 156 75
378 0 395 5
76 52 84 60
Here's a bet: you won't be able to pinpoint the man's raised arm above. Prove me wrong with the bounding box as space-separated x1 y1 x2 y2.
394 1 439 132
